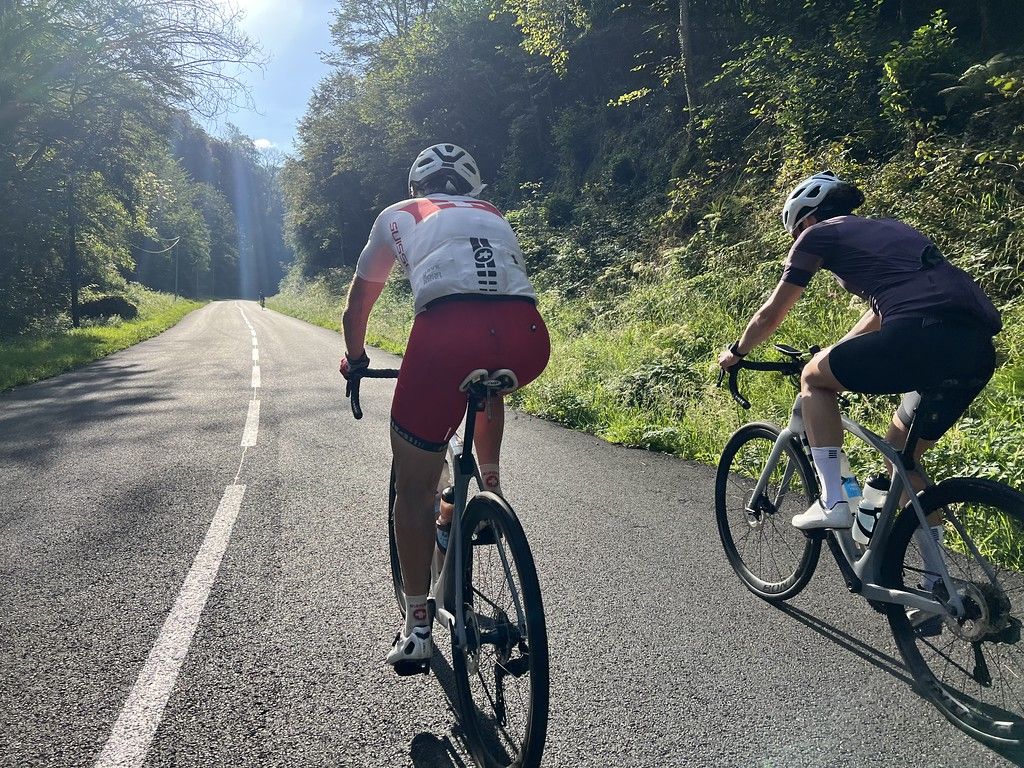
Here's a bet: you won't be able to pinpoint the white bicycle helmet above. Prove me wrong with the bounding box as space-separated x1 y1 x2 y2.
408 143 485 198
781 171 844 235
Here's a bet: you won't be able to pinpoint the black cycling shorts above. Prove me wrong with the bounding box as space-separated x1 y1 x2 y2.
828 317 996 441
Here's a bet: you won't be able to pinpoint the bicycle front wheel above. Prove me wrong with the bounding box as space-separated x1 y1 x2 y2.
882 477 1024 749
715 422 821 601
451 492 549 768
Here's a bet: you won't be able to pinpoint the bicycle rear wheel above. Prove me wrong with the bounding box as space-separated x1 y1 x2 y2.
882 477 1024 750
715 422 821 601
451 492 549 768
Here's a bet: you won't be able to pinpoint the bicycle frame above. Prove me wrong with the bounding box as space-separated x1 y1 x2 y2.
430 425 474 653
429 387 529 656
751 399 969 619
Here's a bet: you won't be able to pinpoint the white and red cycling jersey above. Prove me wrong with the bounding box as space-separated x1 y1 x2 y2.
355 194 537 312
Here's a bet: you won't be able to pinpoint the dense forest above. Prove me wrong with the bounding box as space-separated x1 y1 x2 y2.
277 0 1024 482
0 0 291 337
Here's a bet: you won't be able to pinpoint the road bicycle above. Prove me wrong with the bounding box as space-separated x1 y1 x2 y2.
347 366 549 768
716 344 1024 750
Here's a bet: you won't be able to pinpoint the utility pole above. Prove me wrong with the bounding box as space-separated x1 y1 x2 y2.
174 240 179 300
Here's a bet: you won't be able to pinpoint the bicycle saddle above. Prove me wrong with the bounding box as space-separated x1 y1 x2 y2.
459 368 520 395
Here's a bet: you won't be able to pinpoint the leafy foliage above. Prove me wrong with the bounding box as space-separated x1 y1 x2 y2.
280 0 1024 484
0 0 288 336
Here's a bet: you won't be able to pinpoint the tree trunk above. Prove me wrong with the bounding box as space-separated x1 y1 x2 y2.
678 0 700 139
67 176 80 327
979 0 991 51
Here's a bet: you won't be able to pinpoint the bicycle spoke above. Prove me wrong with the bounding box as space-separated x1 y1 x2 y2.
716 425 819 600
453 495 547 768
886 480 1024 747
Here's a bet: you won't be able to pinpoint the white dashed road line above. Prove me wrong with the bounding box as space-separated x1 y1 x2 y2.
94 484 247 768
96 303 265 767
241 399 260 448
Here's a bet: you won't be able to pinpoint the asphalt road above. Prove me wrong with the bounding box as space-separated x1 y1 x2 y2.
0 300 1017 767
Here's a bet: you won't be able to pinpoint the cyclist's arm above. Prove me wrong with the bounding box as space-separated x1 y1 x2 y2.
342 276 386 359
837 307 880 343
734 280 804 356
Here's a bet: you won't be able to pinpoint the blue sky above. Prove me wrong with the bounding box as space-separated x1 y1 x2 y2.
206 0 337 154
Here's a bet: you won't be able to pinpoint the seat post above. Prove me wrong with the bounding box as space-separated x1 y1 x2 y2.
459 391 483 478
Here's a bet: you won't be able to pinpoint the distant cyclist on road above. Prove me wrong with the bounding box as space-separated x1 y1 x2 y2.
718 171 1001 533
259 290 265 309
339 143 550 670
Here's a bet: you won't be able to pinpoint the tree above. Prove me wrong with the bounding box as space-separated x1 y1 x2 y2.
328 0 435 70
0 0 260 329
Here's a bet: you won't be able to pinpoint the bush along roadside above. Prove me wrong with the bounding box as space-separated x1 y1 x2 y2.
0 285 202 391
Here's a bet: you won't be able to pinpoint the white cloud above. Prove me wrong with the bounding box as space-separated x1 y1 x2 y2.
253 138 275 150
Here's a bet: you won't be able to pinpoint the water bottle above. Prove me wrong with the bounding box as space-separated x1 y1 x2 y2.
853 473 891 546
839 451 862 511
434 460 453 557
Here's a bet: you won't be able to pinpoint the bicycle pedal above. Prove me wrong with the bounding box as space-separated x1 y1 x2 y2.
392 659 431 677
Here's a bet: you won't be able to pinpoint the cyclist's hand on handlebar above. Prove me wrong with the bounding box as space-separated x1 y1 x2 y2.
717 345 744 371
340 350 370 380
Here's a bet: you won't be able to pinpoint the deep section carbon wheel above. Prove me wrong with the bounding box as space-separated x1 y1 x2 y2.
451 492 549 768
882 478 1024 750
715 422 821 601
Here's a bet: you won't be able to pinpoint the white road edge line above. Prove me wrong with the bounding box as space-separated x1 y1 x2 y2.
252 347 259 363
251 365 261 389
95 484 247 768
241 400 260 447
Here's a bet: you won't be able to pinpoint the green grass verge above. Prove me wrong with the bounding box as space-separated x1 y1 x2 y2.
269 268 413 355
270 268 1024 493
0 289 202 391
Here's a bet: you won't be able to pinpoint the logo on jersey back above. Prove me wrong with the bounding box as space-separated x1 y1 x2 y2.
470 237 498 292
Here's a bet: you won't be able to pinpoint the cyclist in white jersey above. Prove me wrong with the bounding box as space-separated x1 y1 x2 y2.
339 144 550 670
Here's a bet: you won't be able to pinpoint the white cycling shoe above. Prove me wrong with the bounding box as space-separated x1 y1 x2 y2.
792 500 853 530
387 625 433 676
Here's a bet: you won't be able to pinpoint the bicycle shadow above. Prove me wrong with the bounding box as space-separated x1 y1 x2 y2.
777 603 1024 766
409 732 467 768
401 654 471 768
775 603 914 686
410 651 515 767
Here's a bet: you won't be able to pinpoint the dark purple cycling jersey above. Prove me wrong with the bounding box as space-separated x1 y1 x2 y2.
782 216 1001 334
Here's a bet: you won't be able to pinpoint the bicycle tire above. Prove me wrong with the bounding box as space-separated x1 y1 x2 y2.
881 477 1024 750
715 422 821 601
387 460 405 615
451 492 549 768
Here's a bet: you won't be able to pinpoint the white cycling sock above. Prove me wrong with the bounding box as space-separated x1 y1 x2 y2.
810 446 844 509
405 593 430 633
479 463 501 495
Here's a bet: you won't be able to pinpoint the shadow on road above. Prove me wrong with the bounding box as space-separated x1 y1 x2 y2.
410 732 468 768
776 602 913 685
0 359 171 465
778 603 1024 766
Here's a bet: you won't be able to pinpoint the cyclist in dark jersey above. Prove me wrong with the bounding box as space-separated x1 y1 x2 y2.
718 171 1001 531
